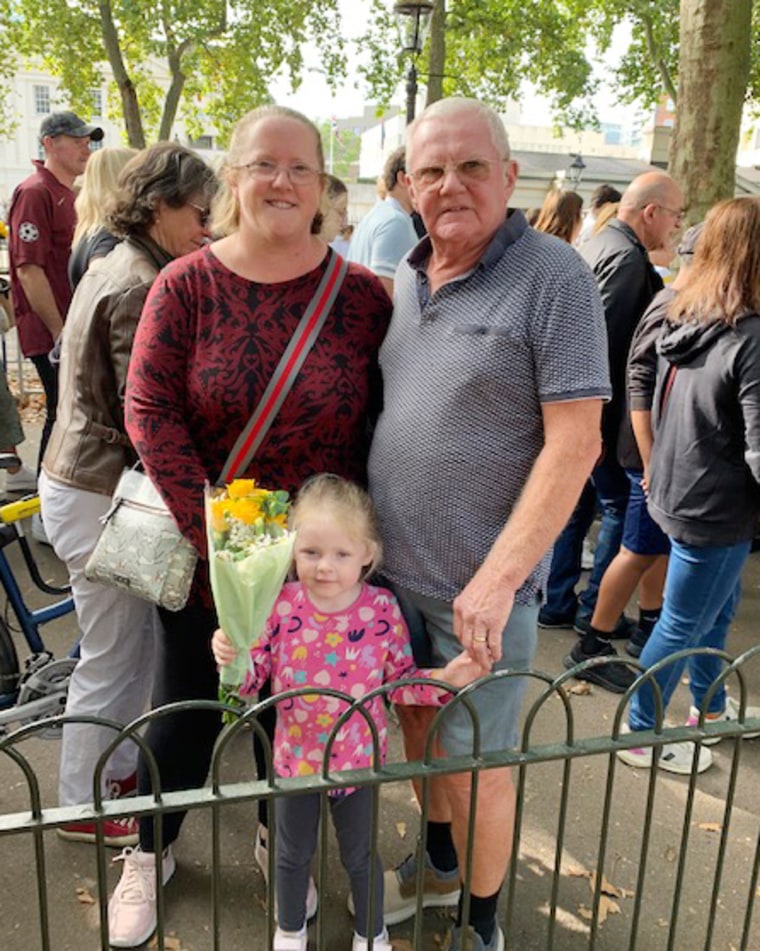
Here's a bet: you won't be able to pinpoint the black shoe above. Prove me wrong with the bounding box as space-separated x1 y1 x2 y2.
563 641 637 694
573 613 636 640
538 609 576 630
625 625 649 658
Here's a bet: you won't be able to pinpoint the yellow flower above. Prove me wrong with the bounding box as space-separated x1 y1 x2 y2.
296 761 315 776
325 632 342 647
316 713 333 727
227 479 257 499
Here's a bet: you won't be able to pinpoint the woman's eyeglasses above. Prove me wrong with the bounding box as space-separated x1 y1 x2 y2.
235 160 323 186
188 202 211 228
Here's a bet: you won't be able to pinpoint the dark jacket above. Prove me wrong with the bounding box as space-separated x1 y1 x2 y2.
648 312 760 546
580 220 663 452
43 235 172 497
618 287 676 469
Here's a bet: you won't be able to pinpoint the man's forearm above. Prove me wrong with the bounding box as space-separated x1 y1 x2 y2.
16 265 64 337
454 399 603 660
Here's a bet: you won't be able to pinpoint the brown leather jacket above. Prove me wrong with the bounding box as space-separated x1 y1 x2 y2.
43 235 172 497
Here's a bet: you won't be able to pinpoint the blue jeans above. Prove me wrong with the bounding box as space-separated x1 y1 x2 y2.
543 455 629 620
629 537 752 731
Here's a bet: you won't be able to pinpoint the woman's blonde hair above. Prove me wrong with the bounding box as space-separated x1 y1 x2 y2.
669 197 760 327
533 188 583 244
72 147 137 246
291 474 382 579
592 201 619 235
213 105 325 237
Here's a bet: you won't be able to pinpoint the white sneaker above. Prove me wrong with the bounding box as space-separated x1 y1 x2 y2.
31 513 52 546
273 924 308 951
255 825 269 883
686 696 760 745
5 465 37 494
617 726 712 775
352 927 393 950
108 846 176 948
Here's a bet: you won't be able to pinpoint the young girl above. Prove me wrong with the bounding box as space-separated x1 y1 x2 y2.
212 474 487 951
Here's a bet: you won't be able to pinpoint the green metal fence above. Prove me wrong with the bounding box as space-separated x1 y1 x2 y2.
2 646 760 951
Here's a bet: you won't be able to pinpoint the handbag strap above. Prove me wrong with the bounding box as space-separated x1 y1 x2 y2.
218 251 349 485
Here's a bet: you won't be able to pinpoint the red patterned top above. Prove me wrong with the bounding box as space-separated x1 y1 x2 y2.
125 246 391 596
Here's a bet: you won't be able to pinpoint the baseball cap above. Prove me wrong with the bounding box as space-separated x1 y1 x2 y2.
676 221 704 257
39 111 104 142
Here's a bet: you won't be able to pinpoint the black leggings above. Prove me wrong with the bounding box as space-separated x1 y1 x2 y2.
137 601 277 851
30 354 57 472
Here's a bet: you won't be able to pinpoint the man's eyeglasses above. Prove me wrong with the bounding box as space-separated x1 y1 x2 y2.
409 158 506 190
651 203 685 223
188 202 211 228
234 160 323 186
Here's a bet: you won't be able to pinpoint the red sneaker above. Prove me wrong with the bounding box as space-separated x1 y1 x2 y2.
57 816 139 847
107 772 138 798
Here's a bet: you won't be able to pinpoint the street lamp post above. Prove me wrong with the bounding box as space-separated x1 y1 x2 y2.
393 1 434 125
567 153 587 190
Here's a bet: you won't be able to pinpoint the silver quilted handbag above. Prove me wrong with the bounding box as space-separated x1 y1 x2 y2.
84 467 198 611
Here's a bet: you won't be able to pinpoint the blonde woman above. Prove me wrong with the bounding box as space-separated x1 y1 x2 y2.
108 105 392 948
68 146 136 287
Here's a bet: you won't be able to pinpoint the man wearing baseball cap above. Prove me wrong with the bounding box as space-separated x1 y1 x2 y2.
7 111 104 507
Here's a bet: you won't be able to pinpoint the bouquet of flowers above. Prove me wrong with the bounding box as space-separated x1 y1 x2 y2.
205 479 295 718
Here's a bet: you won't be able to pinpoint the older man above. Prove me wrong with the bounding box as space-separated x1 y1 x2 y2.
367 98 610 951
8 111 103 479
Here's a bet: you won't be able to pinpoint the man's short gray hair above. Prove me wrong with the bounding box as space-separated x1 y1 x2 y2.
407 97 511 160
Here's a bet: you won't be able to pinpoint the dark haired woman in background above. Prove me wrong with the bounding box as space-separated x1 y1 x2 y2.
39 142 217 843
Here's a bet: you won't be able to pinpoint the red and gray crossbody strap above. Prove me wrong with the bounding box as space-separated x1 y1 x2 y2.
218 251 348 485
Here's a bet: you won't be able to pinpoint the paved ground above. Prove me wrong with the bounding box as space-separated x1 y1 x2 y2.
2 415 760 951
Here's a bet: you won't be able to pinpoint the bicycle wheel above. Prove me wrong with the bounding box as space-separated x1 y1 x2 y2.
0 615 20 706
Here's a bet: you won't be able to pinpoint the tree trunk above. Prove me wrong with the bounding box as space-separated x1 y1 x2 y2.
98 0 145 148
425 0 446 106
159 46 188 142
668 0 752 223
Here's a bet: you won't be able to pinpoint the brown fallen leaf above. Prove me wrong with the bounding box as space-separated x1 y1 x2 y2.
590 871 622 898
148 934 182 950
569 682 592 696
391 940 414 951
578 894 621 925
75 886 96 905
697 822 722 834
566 864 590 878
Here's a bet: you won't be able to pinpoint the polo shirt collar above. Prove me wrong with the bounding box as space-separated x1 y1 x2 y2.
32 159 74 196
408 208 529 276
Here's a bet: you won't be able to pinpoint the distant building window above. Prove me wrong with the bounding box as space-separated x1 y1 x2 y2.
665 97 675 112
191 135 214 150
91 89 104 117
33 86 51 115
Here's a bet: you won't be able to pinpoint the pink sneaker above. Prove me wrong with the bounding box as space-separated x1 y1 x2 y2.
108 846 176 948
57 816 138 847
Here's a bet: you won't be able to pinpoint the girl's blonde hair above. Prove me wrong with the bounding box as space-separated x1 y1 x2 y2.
669 197 760 327
213 105 325 237
291 474 382 579
72 147 137 246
